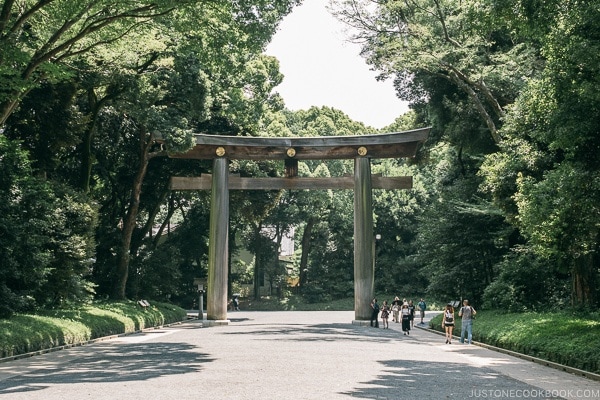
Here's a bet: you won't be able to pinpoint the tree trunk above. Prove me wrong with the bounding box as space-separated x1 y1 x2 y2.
253 252 262 300
0 98 21 127
299 218 315 289
253 225 263 300
114 130 154 299
446 68 500 143
228 227 237 299
80 89 116 192
141 183 170 249
572 253 597 308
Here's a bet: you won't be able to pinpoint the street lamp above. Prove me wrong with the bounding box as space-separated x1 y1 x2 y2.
373 233 382 271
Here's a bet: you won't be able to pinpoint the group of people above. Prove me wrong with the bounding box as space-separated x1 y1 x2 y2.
370 297 427 335
441 299 476 344
370 297 477 344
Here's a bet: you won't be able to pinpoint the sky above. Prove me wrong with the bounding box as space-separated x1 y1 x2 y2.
265 0 409 129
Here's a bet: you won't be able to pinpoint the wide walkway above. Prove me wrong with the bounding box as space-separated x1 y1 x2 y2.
0 311 599 400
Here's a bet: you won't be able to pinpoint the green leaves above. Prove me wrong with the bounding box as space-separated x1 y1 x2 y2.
0 136 98 316
481 0 600 307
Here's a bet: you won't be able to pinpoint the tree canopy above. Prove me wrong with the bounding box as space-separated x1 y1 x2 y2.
1 0 599 315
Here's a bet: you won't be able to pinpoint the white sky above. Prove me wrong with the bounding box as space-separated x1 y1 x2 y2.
265 0 409 129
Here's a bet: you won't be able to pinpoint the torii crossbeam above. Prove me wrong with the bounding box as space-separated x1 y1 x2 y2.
169 127 429 324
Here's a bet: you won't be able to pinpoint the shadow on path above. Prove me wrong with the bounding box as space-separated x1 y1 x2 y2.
341 360 564 400
0 342 213 396
222 322 407 343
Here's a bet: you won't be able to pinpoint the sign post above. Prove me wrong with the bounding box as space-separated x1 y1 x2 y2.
194 278 205 320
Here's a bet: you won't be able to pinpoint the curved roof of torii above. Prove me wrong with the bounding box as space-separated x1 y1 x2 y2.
169 127 430 160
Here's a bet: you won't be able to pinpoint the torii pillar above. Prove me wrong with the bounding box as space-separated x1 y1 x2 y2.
206 157 229 323
354 157 374 321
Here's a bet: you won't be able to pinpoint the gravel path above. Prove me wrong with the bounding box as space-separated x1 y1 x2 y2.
0 311 598 400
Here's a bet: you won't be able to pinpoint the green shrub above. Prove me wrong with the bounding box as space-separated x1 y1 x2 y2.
301 286 332 304
481 250 570 312
0 301 187 359
0 314 90 358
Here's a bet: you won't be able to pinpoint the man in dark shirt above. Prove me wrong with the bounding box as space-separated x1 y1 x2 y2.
370 298 380 328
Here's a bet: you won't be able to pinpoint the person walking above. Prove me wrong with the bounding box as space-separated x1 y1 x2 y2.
370 298 380 328
408 300 415 328
380 301 390 329
442 303 455 344
417 298 426 324
459 299 477 344
400 302 411 335
391 296 401 323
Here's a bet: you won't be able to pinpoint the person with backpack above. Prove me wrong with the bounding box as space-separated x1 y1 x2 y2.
370 298 380 328
441 303 455 344
417 298 426 324
459 299 477 344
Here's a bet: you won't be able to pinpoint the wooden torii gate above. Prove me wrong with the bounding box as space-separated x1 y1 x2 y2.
169 127 429 324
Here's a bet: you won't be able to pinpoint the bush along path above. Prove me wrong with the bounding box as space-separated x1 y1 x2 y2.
429 310 600 377
0 301 187 360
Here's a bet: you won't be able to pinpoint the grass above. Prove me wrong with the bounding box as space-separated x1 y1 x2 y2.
430 310 600 374
0 300 187 359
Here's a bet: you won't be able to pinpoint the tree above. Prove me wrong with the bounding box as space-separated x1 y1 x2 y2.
0 136 97 316
0 0 303 123
294 162 336 291
132 194 211 307
480 0 600 307
330 0 540 142
2 0 301 300
0 0 200 126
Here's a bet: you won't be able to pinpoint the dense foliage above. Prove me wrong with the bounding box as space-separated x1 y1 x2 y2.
331 0 600 310
1 0 599 317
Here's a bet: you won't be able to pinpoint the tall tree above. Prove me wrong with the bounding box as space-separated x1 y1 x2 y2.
330 0 539 142
480 0 600 307
0 0 199 126
2 0 301 300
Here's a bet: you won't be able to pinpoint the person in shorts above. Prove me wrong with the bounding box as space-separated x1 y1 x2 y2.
442 303 455 344
380 300 390 329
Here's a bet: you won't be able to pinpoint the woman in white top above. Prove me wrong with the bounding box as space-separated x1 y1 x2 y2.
401 303 411 335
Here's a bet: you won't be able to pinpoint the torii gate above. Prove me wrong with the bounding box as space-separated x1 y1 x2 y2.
169 127 429 324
